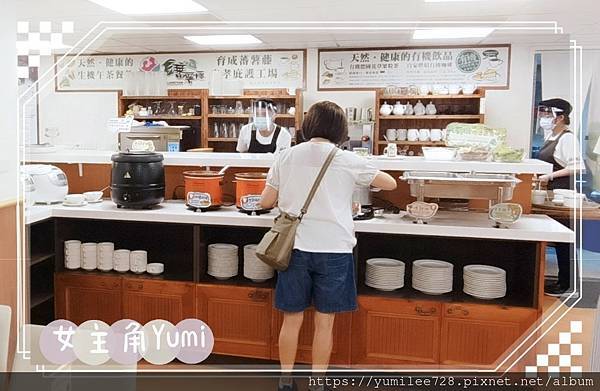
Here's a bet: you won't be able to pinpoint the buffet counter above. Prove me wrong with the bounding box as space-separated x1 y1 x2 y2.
26 149 552 174
25 200 572 242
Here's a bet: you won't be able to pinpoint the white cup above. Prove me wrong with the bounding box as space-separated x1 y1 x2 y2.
81 242 97 270
462 84 476 95
418 85 430 95
113 249 131 272
97 242 114 271
564 193 585 208
397 129 408 141
532 190 547 205
130 250 148 274
385 128 398 141
430 129 442 142
383 143 398 157
418 129 430 142
64 240 81 270
64 194 85 205
441 129 448 141
147 263 164 275
407 128 419 141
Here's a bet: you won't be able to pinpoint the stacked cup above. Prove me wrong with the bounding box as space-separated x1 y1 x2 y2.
81 243 97 271
64 240 81 270
113 249 131 273
97 242 114 272
130 250 148 274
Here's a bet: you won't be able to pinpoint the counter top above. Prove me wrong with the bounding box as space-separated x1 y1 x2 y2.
25 200 573 242
26 149 552 174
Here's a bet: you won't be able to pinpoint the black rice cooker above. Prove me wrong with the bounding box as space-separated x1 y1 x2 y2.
111 152 165 209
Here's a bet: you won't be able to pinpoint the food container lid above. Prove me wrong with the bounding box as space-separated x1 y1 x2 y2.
235 172 268 180
111 151 164 163
183 170 224 178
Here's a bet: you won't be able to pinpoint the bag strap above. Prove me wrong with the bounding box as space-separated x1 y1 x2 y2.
299 146 338 219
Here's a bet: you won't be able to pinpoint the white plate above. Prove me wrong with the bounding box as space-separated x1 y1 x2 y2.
86 199 103 204
367 258 405 267
464 265 505 275
62 201 88 207
413 259 453 269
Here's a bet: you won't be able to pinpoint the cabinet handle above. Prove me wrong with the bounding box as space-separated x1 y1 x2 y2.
248 290 268 301
127 282 144 290
415 306 436 316
447 306 469 316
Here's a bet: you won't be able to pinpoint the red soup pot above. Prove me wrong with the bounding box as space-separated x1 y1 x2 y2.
234 172 268 209
183 171 224 209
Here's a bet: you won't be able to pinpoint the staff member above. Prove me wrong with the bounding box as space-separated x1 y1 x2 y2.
236 99 292 153
536 98 585 296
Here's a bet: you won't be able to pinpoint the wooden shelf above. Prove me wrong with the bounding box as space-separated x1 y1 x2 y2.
382 140 447 146
208 95 296 100
120 96 203 100
380 94 484 100
133 115 202 120
208 114 295 119
379 115 483 120
29 251 54 267
208 138 238 142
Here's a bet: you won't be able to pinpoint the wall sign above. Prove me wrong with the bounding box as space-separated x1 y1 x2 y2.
318 45 510 90
55 50 305 91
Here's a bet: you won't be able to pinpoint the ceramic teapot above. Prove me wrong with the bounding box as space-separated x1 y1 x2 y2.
425 101 437 115
379 101 393 116
414 100 426 116
405 102 414 115
392 101 406 115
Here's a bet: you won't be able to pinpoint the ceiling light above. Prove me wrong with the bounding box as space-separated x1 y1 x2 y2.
184 35 262 45
88 0 207 15
413 28 494 40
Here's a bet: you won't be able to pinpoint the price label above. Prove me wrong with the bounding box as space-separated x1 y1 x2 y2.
187 192 212 209
241 195 262 211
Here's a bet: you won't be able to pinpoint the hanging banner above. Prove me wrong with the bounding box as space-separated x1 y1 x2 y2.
318 45 510 90
55 50 305 91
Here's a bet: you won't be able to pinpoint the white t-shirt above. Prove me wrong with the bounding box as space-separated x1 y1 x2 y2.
236 123 291 153
266 141 379 253
544 130 585 170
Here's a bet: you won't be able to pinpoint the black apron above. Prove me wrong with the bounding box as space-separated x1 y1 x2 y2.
537 130 572 190
248 125 281 153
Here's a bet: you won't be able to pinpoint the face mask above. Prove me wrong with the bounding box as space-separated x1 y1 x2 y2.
539 117 555 131
254 117 269 130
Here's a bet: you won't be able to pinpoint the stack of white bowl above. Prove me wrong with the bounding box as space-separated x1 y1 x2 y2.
412 259 453 295
463 265 506 299
243 244 274 282
207 243 239 280
365 258 405 291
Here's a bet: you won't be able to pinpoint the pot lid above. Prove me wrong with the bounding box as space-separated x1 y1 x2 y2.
235 172 268 180
111 151 164 163
183 170 223 178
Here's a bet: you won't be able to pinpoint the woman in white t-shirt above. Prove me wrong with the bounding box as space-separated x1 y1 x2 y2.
260 101 396 391
236 99 292 154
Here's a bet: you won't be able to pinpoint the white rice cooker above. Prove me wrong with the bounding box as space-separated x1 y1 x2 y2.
20 165 69 204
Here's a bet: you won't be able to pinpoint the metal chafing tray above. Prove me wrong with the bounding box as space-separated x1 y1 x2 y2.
400 171 521 203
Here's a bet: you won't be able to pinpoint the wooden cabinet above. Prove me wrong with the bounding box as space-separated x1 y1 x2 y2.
122 278 195 324
352 296 441 365
196 284 272 359
55 272 122 324
440 303 537 366
270 308 352 366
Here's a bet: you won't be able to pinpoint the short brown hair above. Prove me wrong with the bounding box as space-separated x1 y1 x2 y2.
301 101 348 144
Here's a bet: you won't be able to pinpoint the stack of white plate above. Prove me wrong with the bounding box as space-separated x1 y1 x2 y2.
412 259 453 295
243 244 274 282
207 243 239 280
365 258 405 291
463 265 506 299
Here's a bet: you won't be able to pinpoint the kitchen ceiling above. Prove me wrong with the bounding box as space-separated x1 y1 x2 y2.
14 0 600 52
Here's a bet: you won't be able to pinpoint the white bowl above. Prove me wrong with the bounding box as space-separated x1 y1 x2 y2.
422 147 457 161
147 262 164 275
83 191 103 202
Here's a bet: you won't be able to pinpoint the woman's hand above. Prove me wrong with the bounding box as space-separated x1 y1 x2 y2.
538 174 552 183
371 171 397 191
260 185 278 209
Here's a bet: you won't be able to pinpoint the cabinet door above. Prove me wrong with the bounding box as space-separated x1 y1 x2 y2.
196 284 272 359
270 308 352 366
55 272 122 324
440 303 537 366
123 278 195 324
351 296 441 365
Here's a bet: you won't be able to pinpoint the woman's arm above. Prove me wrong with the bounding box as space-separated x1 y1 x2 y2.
260 185 278 209
371 171 397 191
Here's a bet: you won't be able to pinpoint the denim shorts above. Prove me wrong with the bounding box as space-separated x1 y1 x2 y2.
275 249 357 313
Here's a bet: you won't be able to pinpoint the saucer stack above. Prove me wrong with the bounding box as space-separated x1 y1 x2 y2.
412 259 453 295
365 258 405 291
463 265 506 299
243 244 274 282
207 243 239 280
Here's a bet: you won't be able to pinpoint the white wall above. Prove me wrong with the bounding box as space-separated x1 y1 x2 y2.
0 1 18 203
38 45 539 152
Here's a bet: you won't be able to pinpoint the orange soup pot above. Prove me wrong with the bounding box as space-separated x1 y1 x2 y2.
182 171 224 209
234 172 268 209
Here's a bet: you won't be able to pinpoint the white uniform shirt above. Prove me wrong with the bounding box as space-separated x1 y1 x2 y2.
236 123 291 153
266 141 379 253
544 130 585 170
